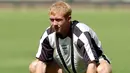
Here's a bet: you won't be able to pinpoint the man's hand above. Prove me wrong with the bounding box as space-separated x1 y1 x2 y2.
86 61 97 73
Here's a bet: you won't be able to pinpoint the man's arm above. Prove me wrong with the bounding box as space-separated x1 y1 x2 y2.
29 59 47 73
36 59 47 73
86 61 97 73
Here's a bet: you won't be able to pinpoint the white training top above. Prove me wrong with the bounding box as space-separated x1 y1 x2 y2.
36 21 110 73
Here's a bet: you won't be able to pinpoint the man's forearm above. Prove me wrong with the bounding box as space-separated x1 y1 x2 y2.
86 62 97 73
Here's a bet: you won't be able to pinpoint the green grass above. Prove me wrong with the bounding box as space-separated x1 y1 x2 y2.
0 9 130 73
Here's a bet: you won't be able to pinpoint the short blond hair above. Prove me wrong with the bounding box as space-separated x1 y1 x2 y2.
49 1 72 17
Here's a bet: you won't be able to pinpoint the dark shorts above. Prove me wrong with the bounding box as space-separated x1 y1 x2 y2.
46 60 62 73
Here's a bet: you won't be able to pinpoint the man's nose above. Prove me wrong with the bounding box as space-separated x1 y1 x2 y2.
53 20 58 26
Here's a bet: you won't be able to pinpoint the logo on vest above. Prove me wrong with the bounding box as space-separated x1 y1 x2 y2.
61 45 68 55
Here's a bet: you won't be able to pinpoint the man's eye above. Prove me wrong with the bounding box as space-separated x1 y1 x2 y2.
55 19 62 22
50 18 62 22
50 18 54 22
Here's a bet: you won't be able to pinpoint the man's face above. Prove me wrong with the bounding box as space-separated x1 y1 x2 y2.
49 13 70 35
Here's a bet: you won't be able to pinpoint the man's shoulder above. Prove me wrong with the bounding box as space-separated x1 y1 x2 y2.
44 26 55 35
73 21 90 33
40 26 55 39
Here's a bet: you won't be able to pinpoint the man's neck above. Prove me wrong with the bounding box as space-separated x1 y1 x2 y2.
57 23 71 39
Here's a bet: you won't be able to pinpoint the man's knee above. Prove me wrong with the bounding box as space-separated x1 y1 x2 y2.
97 60 112 73
29 60 63 73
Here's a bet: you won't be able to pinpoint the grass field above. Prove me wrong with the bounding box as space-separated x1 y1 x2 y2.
0 8 130 73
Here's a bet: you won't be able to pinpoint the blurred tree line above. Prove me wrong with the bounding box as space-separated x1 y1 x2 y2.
0 0 130 9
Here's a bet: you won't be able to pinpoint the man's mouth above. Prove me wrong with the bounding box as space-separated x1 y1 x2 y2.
54 26 59 31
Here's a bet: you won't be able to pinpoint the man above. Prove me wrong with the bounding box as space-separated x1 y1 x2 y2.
29 1 112 73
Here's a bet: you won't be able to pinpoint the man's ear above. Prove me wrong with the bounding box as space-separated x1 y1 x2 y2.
68 15 71 22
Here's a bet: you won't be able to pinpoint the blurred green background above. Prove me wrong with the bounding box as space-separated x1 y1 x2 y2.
0 0 130 73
